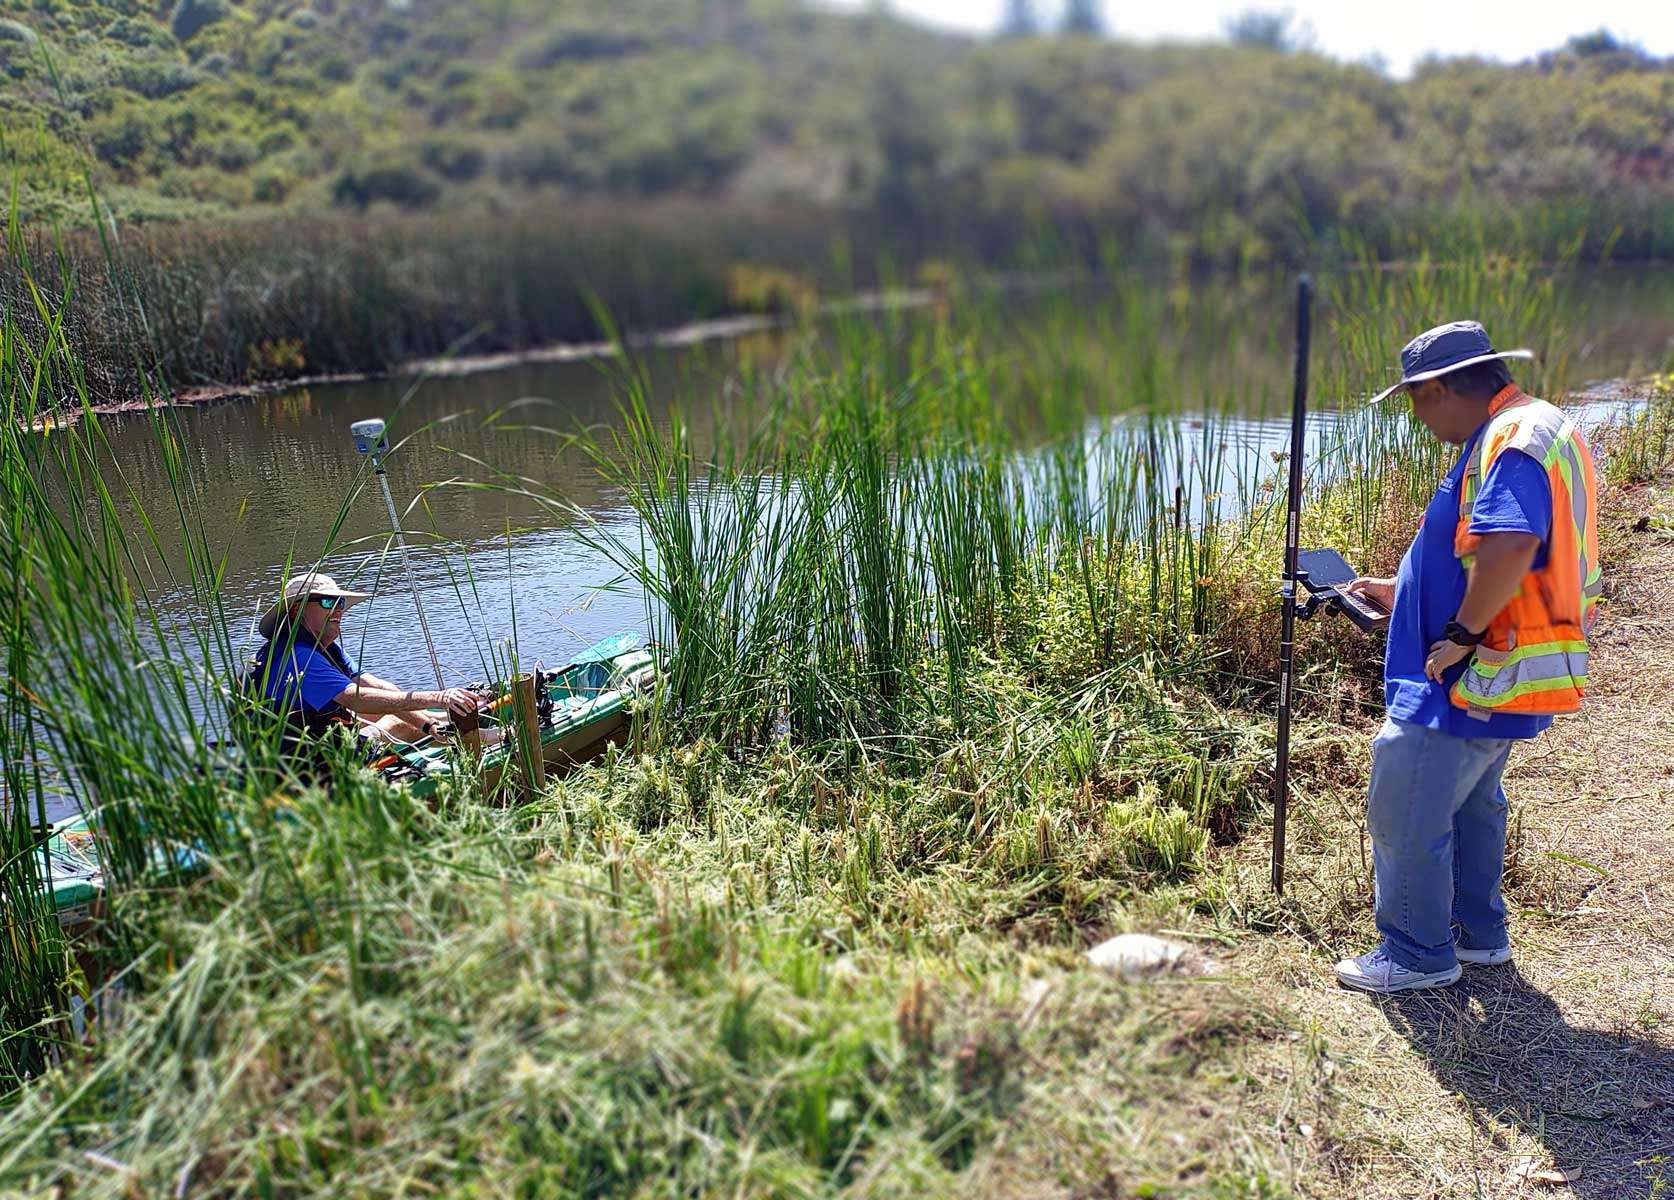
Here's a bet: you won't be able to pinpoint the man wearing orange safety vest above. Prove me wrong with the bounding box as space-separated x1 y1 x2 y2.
1335 321 1600 994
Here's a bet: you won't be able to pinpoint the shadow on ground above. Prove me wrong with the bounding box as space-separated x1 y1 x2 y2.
1373 965 1674 1199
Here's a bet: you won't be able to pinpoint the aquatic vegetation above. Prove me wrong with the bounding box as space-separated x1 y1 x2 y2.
572 255 1570 752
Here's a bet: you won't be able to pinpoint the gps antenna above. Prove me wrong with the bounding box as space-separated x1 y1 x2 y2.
351 418 447 693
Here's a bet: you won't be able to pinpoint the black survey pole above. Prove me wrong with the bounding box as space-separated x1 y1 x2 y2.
1272 275 1312 897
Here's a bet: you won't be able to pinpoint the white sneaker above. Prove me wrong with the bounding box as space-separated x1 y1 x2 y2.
1455 943 1513 966
1334 947 1462 994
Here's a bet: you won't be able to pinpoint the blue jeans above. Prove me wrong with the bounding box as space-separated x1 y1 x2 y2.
1367 717 1515 973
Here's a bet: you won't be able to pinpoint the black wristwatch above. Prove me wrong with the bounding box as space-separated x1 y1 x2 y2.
1443 619 1486 647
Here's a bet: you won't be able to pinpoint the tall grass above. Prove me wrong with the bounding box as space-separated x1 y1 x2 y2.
1596 375 1674 486
0 207 426 1082
0 202 883 402
0 223 250 1080
1 274 1282 1190
573 260 1517 753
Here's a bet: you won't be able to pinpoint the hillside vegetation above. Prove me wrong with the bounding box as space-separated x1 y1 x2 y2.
2 0 1672 259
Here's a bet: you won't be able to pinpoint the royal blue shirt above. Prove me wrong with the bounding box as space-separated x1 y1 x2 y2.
1384 426 1553 739
258 633 361 717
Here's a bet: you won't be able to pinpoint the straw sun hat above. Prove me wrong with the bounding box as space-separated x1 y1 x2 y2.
257 572 371 638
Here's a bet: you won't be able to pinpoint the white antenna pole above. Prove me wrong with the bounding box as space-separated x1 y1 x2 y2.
351 418 446 693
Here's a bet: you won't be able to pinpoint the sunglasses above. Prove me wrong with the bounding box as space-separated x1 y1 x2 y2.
310 595 347 611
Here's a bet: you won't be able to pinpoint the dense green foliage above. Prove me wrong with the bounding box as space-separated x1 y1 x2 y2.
4 0 1670 397
2 0 1671 258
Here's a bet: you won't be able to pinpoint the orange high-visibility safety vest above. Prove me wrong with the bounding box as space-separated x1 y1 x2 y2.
1451 386 1601 717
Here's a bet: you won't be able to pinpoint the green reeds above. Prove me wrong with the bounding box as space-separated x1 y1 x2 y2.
0 203 906 403
0 229 250 1080
0 205 463 1084
1597 376 1674 486
567 229 1613 767
568 278 1316 752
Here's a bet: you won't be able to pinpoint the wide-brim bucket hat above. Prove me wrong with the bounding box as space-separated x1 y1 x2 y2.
1367 320 1534 406
257 571 371 638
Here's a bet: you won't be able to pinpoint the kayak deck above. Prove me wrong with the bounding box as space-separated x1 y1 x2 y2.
374 635 657 796
40 819 103 929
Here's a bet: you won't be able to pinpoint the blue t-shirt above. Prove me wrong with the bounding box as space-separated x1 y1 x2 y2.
1384 427 1553 739
258 634 361 716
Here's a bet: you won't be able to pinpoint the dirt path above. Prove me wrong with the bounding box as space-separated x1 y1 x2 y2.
1254 483 1674 1199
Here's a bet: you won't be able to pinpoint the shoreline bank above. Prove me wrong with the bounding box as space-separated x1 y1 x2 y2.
45 287 1664 433
48 274 1065 427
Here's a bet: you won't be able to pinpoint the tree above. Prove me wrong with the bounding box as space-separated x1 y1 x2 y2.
864 60 946 222
1060 0 1104 37
1224 8 1301 51
1001 0 1038 38
1567 28 1626 56
170 0 229 43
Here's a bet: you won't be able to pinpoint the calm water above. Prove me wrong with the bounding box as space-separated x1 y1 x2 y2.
102 358 666 689
34 274 1671 820
102 279 1674 681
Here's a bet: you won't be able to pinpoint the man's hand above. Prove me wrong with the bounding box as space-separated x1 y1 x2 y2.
433 688 483 718
1345 576 1395 612
1424 638 1474 682
338 683 484 720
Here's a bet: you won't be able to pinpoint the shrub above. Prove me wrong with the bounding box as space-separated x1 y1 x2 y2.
171 0 229 42
257 128 295 156
420 138 485 182
214 135 259 171
368 16 410 55
517 24 651 70
0 17 38 45
104 16 172 49
331 158 441 209
495 139 570 187
153 164 253 205
318 55 353 83
251 167 291 203
244 336 305 381
90 109 155 168
477 85 530 130
117 59 202 99
726 263 819 318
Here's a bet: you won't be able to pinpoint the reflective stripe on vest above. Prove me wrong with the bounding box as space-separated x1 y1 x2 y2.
1450 388 1599 717
1451 640 1589 711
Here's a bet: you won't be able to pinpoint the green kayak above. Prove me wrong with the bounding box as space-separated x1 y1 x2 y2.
373 632 659 798
37 816 104 930
31 631 659 927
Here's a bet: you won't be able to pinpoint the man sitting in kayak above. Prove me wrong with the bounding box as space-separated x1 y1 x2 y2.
249 572 488 748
